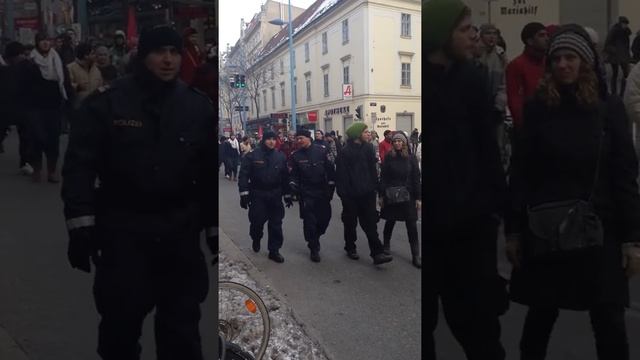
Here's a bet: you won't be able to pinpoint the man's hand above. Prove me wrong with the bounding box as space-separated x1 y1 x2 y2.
622 243 640 277
284 196 293 208
240 194 250 209
68 227 97 273
505 233 523 269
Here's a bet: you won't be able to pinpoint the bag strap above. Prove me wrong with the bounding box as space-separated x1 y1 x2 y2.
587 102 607 203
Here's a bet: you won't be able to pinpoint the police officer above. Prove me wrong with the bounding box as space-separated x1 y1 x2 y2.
289 128 335 262
61 26 217 360
238 129 292 263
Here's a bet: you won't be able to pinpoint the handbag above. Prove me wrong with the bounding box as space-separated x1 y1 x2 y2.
384 158 412 205
526 122 605 257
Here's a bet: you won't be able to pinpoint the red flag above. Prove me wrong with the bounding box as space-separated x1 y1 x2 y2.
127 5 138 48
258 126 263 138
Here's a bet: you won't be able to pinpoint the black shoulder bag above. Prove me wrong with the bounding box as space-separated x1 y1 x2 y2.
526 120 605 257
384 157 412 205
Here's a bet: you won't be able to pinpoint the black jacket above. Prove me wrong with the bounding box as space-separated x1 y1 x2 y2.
239 144 290 199
0 59 34 123
380 150 421 221
605 23 632 64
335 140 378 198
61 72 217 236
424 60 506 229
289 144 335 199
506 91 640 308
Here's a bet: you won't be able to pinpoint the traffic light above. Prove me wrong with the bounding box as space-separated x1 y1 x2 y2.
355 105 362 120
234 74 241 88
229 75 235 87
239 75 246 88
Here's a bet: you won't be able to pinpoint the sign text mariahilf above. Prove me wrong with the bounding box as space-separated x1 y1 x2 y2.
500 0 539 16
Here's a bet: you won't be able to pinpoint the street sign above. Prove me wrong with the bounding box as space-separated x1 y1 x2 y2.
342 84 353 100
235 106 248 111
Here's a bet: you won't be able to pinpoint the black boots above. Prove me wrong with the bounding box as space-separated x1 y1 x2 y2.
383 238 391 255
252 238 260 253
373 253 393 265
346 250 360 260
268 252 285 263
310 251 321 263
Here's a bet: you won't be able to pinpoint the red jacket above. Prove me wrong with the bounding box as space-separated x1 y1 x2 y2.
506 47 546 128
379 138 393 163
180 45 203 85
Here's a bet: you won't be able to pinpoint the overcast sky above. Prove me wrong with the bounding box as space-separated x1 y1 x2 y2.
219 0 317 52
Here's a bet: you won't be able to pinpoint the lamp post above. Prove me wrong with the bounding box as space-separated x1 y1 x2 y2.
269 0 296 131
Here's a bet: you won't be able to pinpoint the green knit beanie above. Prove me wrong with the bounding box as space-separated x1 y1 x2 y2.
346 122 368 140
423 0 469 54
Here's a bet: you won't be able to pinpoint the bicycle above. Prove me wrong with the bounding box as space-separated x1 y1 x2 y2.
218 281 271 360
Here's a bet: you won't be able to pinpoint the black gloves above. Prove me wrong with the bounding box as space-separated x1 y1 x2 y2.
240 194 250 209
284 196 294 208
68 226 98 273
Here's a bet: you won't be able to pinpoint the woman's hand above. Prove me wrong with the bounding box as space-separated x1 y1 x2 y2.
416 200 422 210
622 243 640 277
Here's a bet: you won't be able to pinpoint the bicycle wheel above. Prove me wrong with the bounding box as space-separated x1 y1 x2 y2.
218 281 270 360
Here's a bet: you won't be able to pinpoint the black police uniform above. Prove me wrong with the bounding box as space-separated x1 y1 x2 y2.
238 143 291 253
61 73 216 360
289 143 335 253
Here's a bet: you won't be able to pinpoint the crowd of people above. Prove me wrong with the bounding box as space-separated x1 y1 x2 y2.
220 125 422 268
0 26 217 183
426 0 640 360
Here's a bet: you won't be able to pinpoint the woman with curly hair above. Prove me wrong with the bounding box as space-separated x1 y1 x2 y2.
506 25 640 360
379 131 421 268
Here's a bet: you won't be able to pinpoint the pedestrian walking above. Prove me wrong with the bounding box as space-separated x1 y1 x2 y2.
218 136 226 173
240 136 252 157
425 1 507 359
506 25 640 360
67 43 104 110
409 128 419 154
57 33 76 66
224 134 241 180
335 123 392 265
289 128 336 262
378 129 393 164
380 131 421 268
61 25 217 360
624 61 640 158
95 45 118 84
110 30 128 77
506 22 549 129
0 41 32 173
28 33 69 183
313 129 327 147
238 130 292 263
180 27 203 85
324 131 339 164
605 16 632 96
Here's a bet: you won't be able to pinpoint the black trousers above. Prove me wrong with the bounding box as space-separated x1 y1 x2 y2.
224 158 239 178
426 217 505 360
93 230 209 360
611 62 630 96
520 305 628 360
383 219 419 256
27 109 61 173
300 195 331 252
341 193 384 257
249 195 285 253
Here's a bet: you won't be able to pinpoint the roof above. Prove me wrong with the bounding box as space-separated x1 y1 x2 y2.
254 0 344 66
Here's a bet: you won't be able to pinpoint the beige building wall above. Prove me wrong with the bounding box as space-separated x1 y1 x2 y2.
250 0 421 135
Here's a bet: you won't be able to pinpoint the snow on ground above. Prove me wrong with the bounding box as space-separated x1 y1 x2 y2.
219 253 330 360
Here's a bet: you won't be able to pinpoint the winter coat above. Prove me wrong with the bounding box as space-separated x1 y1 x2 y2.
180 45 203 85
605 23 632 64
425 60 506 230
335 141 378 198
506 91 640 309
67 61 104 108
378 138 393 164
0 59 35 125
478 47 508 114
380 151 420 222
506 47 546 128
632 34 640 63
223 141 240 161
623 62 640 128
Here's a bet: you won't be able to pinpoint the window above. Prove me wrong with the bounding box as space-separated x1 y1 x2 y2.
263 90 267 112
322 32 328 54
343 65 349 85
270 64 275 80
342 19 349 44
280 82 286 107
280 58 284 74
323 73 329 97
401 63 411 87
305 73 312 102
304 43 309 62
271 87 276 109
401 13 411 38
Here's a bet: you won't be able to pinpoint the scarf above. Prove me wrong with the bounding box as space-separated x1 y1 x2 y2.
229 138 240 152
30 48 67 100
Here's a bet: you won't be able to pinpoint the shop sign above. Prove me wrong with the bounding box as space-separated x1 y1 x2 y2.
342 84 353 100
324 106 350 117
308 111 318 123
499 0 539 16
270 113 288 119
15 17 39 29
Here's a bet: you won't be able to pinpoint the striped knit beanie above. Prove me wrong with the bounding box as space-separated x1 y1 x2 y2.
548 30 596 66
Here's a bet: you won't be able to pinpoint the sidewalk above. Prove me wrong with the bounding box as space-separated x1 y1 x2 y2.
219 228 332 360
0 326 29 360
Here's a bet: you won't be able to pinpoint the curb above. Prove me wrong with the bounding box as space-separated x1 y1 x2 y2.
219 228 337 360
0 326 29 360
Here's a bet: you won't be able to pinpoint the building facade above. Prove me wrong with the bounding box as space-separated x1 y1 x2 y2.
246 0 422 137
464 0 640 60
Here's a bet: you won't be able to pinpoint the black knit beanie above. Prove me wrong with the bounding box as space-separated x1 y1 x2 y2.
4 42 25 60
137 26 183 60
